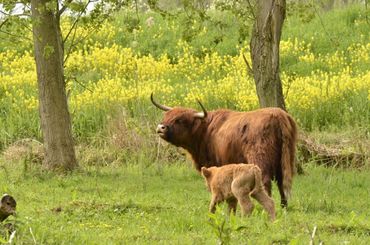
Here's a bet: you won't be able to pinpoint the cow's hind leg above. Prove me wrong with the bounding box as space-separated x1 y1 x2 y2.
277 178 288 208
263 176 272 196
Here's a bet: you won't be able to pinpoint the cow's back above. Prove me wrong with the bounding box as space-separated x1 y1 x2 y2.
205 108 286 176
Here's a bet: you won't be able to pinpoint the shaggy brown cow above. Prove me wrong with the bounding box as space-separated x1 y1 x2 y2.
151 93 297 207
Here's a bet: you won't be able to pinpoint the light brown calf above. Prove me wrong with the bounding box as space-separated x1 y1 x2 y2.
201 163 275 220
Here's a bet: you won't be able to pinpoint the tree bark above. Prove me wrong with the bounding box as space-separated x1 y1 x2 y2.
31 0 78 171
250 0 286 110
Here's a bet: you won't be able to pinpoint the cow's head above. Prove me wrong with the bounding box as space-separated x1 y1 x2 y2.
151 93 207 147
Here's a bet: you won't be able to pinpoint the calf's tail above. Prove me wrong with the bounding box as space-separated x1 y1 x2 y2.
251 165 264 193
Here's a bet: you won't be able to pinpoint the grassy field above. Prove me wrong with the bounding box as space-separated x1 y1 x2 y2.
1 158 369 244
0 3 369 244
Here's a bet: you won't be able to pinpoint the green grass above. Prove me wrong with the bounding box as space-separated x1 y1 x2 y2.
0 5 369 242
1 158 370 244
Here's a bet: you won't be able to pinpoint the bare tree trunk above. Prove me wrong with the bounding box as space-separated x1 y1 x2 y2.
31 0 77 171
250 0 286 110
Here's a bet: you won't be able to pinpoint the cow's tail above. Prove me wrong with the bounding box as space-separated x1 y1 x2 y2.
279 113 297 199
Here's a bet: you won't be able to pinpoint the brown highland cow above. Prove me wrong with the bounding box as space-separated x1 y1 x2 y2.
151 93 297 207
201 163 275 220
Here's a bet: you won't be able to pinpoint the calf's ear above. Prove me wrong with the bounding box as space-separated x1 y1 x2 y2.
201 167 211 178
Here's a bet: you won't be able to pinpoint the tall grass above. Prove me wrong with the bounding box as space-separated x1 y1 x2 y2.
0 159 369 244
284 5 369 55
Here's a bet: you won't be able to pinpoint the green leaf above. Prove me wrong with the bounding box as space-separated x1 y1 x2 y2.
69 2 86 12
234 225 247 231
2 2 16 13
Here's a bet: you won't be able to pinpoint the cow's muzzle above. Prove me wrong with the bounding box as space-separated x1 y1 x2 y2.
156 124 168 138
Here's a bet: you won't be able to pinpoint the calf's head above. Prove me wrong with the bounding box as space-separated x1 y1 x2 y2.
151 93 207 147
201 166 215 191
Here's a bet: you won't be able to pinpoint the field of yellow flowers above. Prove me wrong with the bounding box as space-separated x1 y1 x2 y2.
0 18 369 146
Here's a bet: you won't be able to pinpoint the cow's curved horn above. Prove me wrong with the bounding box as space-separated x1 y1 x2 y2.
194 99 207 119
151 93 172 111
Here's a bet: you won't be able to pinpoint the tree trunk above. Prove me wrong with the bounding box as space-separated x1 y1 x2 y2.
31 0 77 171
250 0 286 110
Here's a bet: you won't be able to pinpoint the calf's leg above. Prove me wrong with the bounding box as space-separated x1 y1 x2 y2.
251 190 276 221
232 185 254 216
226 197 237 215
236 194 254 216
209 195 222 213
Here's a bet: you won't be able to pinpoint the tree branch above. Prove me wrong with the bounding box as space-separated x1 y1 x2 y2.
246 0 256 20
242 53 253 76
63 0 92 44
63 9 111 65
366 0 369 25
0 19 9 30
58 0 73 16
0 9 30 17
0 13 33 33
70 76 94 92
147 0 174 18
63 23 78 64
135 0 140 21
0 29 32 41
311 2 338 46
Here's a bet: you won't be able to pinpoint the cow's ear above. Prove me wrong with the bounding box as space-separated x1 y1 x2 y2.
192 118 202 134
201 167 211 178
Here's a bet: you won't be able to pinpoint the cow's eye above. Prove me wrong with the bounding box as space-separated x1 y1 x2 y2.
175 119 183 124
